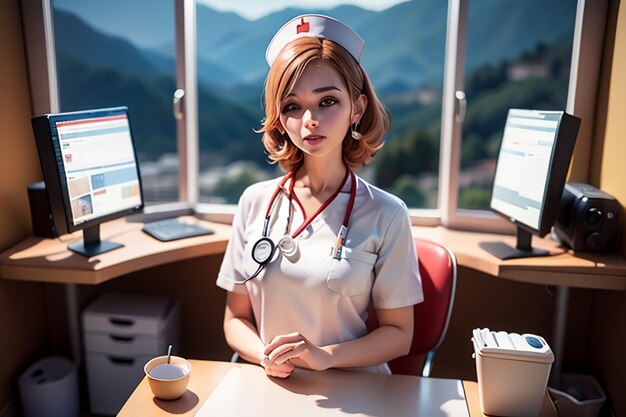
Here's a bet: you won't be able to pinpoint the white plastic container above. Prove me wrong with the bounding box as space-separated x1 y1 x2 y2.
472 328 554 417
548 373 606 417
18 356 79 417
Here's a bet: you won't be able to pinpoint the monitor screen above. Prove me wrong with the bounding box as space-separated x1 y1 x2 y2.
481 109 580 260
32 106 144 256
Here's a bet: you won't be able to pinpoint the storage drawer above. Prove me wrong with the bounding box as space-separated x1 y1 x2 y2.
84 332 164 356
86 353 153 415
82 293 177 336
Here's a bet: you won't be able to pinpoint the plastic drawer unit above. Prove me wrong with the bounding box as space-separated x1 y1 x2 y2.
82 293 179 416
472 328 554 417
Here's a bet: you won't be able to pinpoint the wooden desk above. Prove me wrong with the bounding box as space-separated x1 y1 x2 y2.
0 216 230 285
412 226 626 386
0 216 230 361
413 226 626 290
118 360 557 417
1 221 624 290
1 219 624 374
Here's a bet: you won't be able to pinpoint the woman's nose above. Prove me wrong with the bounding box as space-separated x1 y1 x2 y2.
303 110 319 129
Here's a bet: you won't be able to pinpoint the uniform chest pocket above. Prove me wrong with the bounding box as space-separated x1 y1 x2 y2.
326 247 378 297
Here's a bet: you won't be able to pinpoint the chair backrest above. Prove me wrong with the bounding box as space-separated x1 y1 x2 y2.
366 237 457 377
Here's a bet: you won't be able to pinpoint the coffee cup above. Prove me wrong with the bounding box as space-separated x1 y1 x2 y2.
144 355 191 400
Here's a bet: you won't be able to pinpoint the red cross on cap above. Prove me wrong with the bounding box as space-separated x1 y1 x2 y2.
296 17 310 34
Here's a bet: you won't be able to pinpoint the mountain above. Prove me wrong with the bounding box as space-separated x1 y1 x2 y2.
195 6 377 83
352 0 449 90
54 21 263 164
51 1 576 173
53 10 163 77
54 0 175 50
53 9 242 88
54 0 576 91
465 0 577 69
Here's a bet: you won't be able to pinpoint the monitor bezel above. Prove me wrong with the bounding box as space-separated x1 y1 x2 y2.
37 106 144 235
489 109 580 238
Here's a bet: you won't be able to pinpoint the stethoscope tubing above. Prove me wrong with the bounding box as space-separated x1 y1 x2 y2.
240 169 356 284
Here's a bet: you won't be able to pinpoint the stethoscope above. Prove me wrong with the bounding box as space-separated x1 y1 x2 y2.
238 169 357 284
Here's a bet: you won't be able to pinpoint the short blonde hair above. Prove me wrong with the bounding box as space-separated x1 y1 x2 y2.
259 37 391 172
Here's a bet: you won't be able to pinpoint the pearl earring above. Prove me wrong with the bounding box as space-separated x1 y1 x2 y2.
351 123 362 140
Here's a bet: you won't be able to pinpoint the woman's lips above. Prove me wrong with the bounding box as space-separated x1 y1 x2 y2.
304 135 325 145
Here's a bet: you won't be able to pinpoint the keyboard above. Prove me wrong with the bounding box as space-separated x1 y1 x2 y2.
142 218 215 242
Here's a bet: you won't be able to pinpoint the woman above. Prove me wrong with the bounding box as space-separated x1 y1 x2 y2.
217 14 423 378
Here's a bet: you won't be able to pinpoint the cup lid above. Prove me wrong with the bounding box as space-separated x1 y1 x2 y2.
472 328 554 364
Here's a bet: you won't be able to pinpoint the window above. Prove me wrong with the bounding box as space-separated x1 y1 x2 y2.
23 0 603 231
51 0 179 204
439 0 602 231
458 1 576 211
194 1 446 207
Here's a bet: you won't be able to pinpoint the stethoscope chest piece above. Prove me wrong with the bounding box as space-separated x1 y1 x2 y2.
252 237 275 264
278 235 299 260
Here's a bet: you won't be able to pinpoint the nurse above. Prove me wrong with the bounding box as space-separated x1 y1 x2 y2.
217 14 423 378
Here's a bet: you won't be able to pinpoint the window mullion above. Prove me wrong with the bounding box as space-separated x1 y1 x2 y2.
175 0 199 204
439 0 467 227
21 0 59 115
566 0 608 183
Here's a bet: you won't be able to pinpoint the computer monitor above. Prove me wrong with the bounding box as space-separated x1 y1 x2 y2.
479 109 581 260
31 106 144 257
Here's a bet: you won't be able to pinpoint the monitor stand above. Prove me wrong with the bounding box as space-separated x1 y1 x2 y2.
479 227 550 260
68 224 124 257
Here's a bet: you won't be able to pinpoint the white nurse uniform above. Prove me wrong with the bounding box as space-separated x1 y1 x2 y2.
217 172 423 374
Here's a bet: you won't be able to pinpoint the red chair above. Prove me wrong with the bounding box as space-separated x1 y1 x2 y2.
367 237 457 377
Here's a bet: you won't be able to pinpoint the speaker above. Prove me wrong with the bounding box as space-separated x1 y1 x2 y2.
27 181 58 238
554 182 619 253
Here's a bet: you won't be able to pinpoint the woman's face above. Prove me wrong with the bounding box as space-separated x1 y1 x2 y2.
279 60 357 163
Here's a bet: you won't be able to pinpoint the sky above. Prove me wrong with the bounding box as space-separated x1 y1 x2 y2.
196 0 408 20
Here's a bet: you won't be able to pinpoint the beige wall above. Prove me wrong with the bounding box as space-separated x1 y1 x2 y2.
593 0 626 258
0 0 49 410
588 1 626 416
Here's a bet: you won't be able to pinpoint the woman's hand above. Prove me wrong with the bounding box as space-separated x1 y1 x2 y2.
263 332 332 372
259 354 295 378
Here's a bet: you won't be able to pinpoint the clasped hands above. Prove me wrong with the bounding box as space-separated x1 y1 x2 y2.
260 332 331 378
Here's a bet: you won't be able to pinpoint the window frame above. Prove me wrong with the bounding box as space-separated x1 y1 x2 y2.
23 0 606 231
439 0 607 232
175 0 199 205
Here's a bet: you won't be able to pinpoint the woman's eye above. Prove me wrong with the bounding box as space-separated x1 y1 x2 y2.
320 97 337 107
282 103 299 113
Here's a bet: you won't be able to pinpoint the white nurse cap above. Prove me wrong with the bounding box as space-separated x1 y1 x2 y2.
265 14 365 66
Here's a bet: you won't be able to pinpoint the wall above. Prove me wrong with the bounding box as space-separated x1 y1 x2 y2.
588 1 626 416
0 0 49 411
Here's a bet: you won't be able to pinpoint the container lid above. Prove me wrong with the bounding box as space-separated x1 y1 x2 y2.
472 328 554 364
83 292 173 319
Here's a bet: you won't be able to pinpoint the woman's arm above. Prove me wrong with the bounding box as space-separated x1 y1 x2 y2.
264 305 414 371
223 291 295 378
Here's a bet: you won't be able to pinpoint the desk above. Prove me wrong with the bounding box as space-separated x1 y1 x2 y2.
118 360 558 417
2 220 625 374
0 216 230 361
412 226 626 386
413 226 626 290
0 216 231 285
2 221 624 289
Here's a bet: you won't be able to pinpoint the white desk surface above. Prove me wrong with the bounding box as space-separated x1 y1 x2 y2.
196 366 468 417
